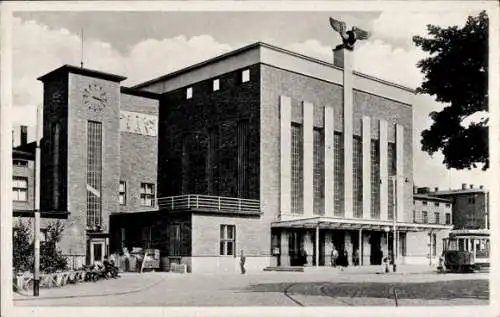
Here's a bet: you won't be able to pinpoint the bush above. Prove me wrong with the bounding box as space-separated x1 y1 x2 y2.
13 219 68 274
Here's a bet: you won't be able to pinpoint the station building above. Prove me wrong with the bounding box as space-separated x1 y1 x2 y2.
20 42 453 272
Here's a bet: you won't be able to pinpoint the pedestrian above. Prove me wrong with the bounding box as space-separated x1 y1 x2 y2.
331 245 339 267
353 248 360 266
342 250 349 268
300 247 308 266
240 250 246 274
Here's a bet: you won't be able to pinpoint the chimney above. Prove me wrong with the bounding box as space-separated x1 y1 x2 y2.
462 183 467 190
417 187 430 194
470 184 474 189
480 185 484 189
434 187 439 192
20 125 28 146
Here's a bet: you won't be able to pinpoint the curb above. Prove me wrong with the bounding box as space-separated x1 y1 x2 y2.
14 274 166 301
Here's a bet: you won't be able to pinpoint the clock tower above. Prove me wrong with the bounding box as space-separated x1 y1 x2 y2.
38 65 126 264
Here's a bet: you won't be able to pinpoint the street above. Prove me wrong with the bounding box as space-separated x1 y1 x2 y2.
14 266 489 307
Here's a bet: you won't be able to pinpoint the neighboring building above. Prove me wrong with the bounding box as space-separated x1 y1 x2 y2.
411 192 453 262
423 184 489 230
21 42 452 272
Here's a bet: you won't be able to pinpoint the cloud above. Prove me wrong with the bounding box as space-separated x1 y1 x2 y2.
11 17 232 127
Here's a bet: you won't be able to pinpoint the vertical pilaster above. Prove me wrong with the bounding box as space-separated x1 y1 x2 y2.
280 96 291 216
362 232 371 265
362 116 371 219
304 231 313 266
379 120 388 221
343 49 354 219
396 124 404 223
324 232 333 266
324 106 335 217
303 101 314 217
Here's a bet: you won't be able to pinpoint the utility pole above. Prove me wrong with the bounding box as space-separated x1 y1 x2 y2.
33 105 42 296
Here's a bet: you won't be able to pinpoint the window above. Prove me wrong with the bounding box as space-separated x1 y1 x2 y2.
313 128 324 216
422 211 428 223
140 183 155 206
446 203 451 208
422 201 428 205
353 136 363 218
291 123 303 215
87 121 103 228
445 213 451 225
434 202 439 207
40 229 48 242
186 87 193 99
13 177 28 201
334 132 344 217
220 225 235 256
432 233 437 256
434 212 440 224
241 69 250 83
237 120 250 198
370 140 380 219
213 79 220 91
412 210 416 223
13 159 28 167
119 181 126 205
468 197 476 204
387 143 396 220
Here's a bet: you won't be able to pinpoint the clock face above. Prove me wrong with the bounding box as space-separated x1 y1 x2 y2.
83 83 108 112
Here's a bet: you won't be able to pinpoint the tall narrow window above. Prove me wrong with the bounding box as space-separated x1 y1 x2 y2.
140 183 155 206
353 136 363 218
370 140 380 219
87 121 102 228
446 213 451 225
334 132 344 216
186 87 193 99
387 142 396 220
313 128 324 215
119 181 126 205
435 212 440 224
52 122 61 210
432 233 437 256
220 225 236 256
291 123 303 215
237 120 250 198
213 79 220 91
12 177 28 201
422 211 428 223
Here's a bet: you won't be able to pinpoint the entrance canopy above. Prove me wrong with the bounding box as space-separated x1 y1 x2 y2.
271 216 453 232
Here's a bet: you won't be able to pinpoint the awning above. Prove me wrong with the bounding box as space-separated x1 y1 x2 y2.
271 216 453 232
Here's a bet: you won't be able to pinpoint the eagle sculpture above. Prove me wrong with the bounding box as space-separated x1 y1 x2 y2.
329 17 370 50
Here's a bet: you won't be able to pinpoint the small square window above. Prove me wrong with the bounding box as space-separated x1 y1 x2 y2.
13 159 28 167
186 87 193 99
434 202 439 207
422 201 427 205
140 183 155 207
213 79 220 91
241 69 250 83
119 181 126 205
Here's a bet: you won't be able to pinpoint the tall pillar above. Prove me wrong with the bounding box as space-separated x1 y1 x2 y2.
379 120 388 221
324 106 335 217
303 101 314 217
396 124 405 222
362 116 371 219
358 229 363 265
280 96 292 217
280 230 290 266
337 48 353 219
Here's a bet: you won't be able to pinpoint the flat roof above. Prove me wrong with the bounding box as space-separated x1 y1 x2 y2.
120 86 162 100
429 189 488 195
38 65 127 83
413 194 452 203
132 42 415 94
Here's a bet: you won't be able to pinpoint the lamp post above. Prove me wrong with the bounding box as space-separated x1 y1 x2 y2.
390 175 397 273
33 105 42 296
384 226 390 273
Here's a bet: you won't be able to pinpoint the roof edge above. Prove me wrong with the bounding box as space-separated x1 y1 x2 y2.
38 65 127 83
120 86 161 100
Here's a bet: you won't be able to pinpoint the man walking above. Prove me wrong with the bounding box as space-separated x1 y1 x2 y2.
331 245 339 267
240 250 246 274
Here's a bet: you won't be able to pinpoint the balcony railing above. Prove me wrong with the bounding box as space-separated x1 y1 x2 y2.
156 195 261 215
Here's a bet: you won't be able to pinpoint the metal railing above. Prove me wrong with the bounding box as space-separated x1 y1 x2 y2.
156 195 260 214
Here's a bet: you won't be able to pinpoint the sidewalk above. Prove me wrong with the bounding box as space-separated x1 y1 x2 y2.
14 272 167 301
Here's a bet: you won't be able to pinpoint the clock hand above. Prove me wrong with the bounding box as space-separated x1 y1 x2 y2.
91 96 103 102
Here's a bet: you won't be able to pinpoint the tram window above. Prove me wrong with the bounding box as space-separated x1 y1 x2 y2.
458 239 464 251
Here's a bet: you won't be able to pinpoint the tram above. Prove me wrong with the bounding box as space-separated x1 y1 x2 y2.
440 229 490 273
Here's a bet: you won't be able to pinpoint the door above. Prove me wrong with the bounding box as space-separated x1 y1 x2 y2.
90 239 106 265
288 231 303 266
370 232 382 265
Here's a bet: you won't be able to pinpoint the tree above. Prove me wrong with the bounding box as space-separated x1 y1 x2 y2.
413 11 489 170
13 219 33 273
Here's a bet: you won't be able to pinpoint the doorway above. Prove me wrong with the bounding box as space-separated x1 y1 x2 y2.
288 231 304 266
89 239 106 265
370 232 383 265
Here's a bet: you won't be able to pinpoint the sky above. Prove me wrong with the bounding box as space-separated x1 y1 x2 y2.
9 8 490 190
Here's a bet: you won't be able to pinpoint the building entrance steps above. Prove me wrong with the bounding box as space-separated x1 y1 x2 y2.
264 264 440 275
